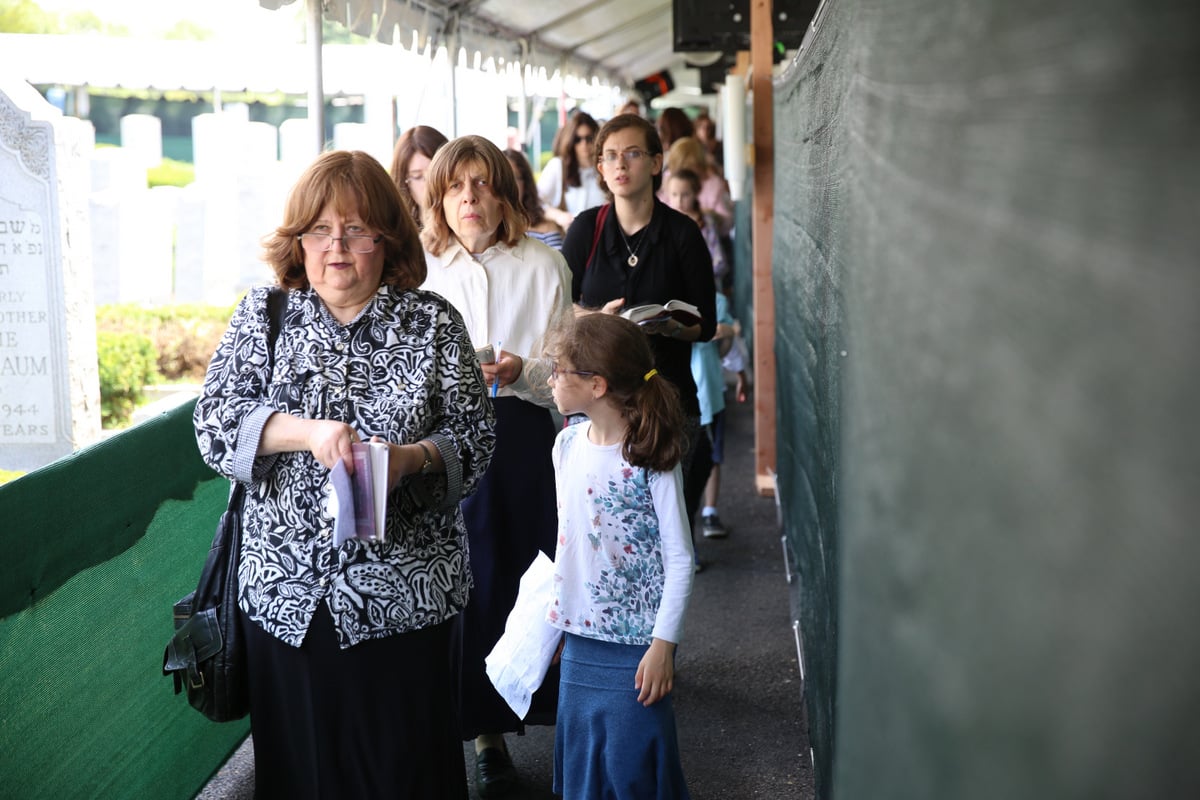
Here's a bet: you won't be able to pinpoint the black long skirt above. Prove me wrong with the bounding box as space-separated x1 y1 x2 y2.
454 396 560 739
241 603 467 799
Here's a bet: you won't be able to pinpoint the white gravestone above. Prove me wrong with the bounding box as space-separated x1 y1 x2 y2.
119 113 162 172
89 184 173 306
90 145 144 195
279 117 314 178
182 112 283 303
0 80 100 472
174 181 239 306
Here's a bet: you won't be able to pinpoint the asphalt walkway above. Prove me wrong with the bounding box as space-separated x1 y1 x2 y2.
198 392 814 799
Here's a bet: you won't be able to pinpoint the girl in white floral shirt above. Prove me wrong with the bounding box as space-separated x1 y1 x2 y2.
545 312 694 799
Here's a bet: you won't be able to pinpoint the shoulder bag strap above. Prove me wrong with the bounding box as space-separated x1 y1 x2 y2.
265 287 286 362
584 203 611 272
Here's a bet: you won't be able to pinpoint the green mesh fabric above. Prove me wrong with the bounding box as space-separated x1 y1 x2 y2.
0 402 216 618
0 476 248 799
772 1 1199 798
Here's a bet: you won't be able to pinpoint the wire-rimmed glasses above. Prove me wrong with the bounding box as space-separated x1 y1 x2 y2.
550 362 598 381
599 149 651 165
297 233 383 253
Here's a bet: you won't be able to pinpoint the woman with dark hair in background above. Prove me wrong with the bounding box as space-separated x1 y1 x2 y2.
655 106 694 154
693 111 723 173
390 125 449 227
506 148 565 250
537 110 606 231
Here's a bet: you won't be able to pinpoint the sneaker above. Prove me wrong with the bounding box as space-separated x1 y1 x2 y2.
702 514 728 539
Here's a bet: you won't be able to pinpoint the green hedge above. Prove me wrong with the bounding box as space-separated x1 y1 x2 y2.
96 303 234 380
97 330 158 428
147 157 194 188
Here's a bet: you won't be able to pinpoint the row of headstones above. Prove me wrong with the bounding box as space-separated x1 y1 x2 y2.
0 82 385 471
95 109 389 308
1 68 509 471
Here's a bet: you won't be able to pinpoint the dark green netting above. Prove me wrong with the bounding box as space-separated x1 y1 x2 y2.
772 8 848 791
773 0 1200 798
0 401 216 617
0 476 248 799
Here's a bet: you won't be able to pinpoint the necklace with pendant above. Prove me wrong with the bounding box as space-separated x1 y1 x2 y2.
618 225 646 267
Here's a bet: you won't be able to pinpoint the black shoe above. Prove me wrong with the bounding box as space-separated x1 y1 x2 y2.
702 513 728 538
475 745 519 798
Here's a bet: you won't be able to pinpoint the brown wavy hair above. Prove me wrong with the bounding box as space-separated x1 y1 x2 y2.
263 150 425 291
556 111 600 191
655 107 694 151
389 125 448 226
594 114 665 195
420 136 526 256
505 148 549 228
545 313 685 472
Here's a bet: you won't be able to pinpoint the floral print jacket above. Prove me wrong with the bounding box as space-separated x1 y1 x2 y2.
194 284 495 648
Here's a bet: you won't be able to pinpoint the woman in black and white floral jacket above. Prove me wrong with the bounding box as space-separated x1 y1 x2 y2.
194 149 495 799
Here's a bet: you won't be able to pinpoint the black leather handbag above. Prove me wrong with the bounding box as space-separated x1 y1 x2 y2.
162 288 285 722
162 481 250 722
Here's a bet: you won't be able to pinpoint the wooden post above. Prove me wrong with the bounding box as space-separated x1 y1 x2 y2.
750 0 777 496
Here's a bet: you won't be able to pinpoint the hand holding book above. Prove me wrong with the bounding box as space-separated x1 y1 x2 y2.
619 299 702 327
327 441 390 545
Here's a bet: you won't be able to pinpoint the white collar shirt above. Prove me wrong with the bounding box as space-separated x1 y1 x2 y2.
422 236 572 406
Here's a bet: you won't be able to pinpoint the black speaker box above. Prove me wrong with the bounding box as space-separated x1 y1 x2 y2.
672 0 819 53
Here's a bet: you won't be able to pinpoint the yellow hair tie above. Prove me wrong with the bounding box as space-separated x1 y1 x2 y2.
643 369 658 382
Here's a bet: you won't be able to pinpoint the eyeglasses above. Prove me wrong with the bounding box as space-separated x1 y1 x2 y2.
297 233 383 253
574 133 595 144
405 172 425 185
600 149 651 165
550 362 598 381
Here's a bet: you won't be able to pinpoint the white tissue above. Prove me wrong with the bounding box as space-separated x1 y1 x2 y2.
484 552 562 718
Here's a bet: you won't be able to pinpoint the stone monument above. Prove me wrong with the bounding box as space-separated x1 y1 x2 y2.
0 79 100 472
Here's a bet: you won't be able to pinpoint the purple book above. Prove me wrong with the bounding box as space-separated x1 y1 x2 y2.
350 443 377 541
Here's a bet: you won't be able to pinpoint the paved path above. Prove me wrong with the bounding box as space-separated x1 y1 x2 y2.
199 392 815 799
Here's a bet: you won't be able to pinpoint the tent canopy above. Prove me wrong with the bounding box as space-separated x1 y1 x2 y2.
260 0 699 94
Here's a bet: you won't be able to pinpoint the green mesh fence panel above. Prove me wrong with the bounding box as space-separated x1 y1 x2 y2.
0 477 248 799
0 404 248 798
772 8 850 795
773 1 1200 798
0 402 216 617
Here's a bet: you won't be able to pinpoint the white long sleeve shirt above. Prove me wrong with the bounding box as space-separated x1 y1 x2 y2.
422 236 572 407
536 157 607 218
548 422 694 646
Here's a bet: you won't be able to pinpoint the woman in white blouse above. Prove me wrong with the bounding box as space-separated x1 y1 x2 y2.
536 111 606 230
421 135 573 798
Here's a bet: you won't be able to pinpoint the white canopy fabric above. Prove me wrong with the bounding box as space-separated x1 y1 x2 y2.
259 0 688 88
0 34 404 96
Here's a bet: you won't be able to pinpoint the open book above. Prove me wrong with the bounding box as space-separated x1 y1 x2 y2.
620 299 702 327
328 441 389 545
